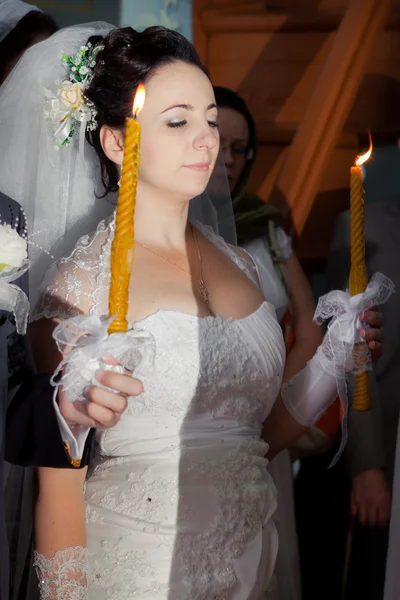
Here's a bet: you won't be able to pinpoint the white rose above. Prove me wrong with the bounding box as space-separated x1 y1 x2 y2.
0 224 27 270
60 81 85 110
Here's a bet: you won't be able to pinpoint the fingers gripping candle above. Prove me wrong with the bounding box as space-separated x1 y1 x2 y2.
108 84 146 334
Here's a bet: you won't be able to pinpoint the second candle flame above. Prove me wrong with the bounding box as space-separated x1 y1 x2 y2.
133 83 146 118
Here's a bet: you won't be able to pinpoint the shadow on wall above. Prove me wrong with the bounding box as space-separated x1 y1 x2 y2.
363 144 400 204
32 0 192 39
118 0 192 39
348 73 400 204
33 0 121 28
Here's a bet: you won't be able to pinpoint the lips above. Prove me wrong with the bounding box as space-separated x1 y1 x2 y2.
183 162 211 172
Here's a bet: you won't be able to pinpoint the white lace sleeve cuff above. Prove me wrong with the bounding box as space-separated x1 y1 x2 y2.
275 227 293 260
34 546 87 599
53 388 90 462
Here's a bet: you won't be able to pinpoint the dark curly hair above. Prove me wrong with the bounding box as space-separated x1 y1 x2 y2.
85 26 208 195
0 11 58 84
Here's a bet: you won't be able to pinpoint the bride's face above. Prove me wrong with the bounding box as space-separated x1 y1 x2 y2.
136 61 219 201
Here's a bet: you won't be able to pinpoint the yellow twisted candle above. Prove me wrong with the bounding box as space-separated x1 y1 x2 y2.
108 84 146 334
349 136 373 411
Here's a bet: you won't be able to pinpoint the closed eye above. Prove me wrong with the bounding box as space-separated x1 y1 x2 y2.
168 120 187 128
167 120 219 129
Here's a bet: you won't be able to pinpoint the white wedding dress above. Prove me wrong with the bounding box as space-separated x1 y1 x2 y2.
35 219 286 600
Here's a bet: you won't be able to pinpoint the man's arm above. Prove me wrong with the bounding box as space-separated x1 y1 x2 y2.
6 373 95 468
0 192 92 469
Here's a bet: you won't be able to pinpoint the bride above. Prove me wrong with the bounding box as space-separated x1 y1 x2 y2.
0 22 391 600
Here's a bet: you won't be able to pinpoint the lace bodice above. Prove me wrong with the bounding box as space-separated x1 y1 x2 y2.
35 219 286 599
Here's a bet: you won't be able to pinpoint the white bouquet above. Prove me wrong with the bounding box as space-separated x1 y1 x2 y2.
0 223 30 334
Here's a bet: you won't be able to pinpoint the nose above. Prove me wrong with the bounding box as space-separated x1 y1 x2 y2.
193 125 218 152
221 144 233 167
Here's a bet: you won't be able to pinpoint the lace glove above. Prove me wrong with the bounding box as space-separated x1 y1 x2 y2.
34 546 87 600
281 273 395 462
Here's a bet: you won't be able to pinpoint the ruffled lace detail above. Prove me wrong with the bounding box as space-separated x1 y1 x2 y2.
315 272 394 326
315 272 395 376
50 313 155 402
34 546 87 599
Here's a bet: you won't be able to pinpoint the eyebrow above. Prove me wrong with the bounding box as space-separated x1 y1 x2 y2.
161 103 217 114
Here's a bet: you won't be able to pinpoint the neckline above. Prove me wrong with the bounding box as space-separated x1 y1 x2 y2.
131 300 273 329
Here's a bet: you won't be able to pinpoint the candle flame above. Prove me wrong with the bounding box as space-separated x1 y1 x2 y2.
355 132 373 167
133 84 146 117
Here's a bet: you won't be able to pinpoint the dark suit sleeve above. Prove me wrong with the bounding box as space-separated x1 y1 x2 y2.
5 373 95 468
328 212 386 478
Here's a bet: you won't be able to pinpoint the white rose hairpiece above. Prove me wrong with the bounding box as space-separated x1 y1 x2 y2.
0 222 30 334
44 42 103 149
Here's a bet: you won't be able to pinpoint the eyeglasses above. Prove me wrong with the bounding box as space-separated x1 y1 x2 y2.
220 142 253 160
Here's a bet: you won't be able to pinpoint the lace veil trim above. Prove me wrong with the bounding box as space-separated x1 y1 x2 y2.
32 216 115 323
33 218 262 325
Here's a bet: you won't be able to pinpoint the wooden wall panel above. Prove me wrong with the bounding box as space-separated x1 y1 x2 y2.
209 31 332 140
194 0 398 259
275 0 390 234
209 28 400 140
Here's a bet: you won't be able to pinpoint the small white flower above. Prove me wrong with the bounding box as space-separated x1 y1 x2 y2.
0 224 27 270
90 60 96 68
71 66 76 72
80 46 88 51
79 65 89 76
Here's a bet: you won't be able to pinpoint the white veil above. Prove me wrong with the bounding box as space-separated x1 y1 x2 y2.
0 22 236 310
0 0 42 43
